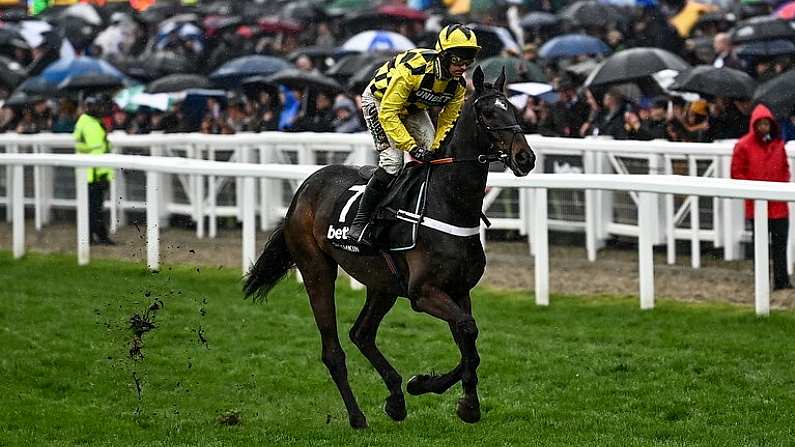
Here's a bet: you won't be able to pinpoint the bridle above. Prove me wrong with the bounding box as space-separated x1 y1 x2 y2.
431 91 524 167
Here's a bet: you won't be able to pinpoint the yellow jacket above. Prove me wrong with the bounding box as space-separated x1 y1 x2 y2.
367 49 466 152
73 113 114 183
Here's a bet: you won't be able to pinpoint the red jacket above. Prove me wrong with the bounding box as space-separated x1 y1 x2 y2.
730 104 791 219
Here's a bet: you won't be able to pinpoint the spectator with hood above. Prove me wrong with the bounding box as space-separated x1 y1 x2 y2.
731 104 792 290
332 95 364 133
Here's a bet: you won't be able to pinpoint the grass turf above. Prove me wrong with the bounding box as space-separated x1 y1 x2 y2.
1 252 794 446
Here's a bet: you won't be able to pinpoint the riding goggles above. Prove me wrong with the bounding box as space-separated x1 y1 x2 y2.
449 54 475 67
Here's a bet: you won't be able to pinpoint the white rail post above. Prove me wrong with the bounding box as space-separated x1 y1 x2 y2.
584 151 599 262
534 188 549 306
638 192 655 310
76 168 89 265
209 146 217 238
688 156 701 269
146 171 161 272
5 143 16 223
754 200 770 316
12 164 24 258
664 155 676 265
109 144 118 235
33 145 43 231
241 176 256 273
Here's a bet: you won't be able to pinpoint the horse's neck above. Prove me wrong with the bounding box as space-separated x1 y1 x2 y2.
428 105 489 226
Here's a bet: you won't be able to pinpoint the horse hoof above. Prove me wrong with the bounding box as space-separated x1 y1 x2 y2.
349 413 368 429
406 375 430 395
384 394 407 421
456 398 481 423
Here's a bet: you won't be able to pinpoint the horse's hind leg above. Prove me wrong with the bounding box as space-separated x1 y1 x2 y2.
293 243 367 429
349 290 405 421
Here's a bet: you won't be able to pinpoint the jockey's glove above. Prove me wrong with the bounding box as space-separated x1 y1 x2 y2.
409 146 436 163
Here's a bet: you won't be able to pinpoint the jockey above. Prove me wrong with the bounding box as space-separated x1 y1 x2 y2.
349 24 480 246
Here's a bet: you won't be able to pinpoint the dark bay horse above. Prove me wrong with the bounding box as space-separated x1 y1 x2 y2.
244 67 535 428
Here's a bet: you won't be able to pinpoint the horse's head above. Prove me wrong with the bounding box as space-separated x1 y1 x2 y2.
470 66 535 177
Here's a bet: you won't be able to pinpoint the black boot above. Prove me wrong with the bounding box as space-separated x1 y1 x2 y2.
348 168 394 246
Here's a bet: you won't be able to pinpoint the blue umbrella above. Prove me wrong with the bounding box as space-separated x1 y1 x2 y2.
209 55 291 89
539 34 611 59
40 57 127 84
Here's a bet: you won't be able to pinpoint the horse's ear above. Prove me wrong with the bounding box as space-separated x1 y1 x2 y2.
473 66 485 94
494 67 506 94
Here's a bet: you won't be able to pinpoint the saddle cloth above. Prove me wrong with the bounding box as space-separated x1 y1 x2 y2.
327 164 430 254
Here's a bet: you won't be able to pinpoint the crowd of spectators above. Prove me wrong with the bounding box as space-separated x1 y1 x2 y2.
2 0 795 143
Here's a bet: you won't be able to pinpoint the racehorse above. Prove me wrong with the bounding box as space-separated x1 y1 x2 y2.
244 66 535 428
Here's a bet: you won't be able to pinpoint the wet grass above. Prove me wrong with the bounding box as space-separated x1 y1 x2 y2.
1 252 795 446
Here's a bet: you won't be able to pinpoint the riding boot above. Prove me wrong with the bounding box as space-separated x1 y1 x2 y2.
348 168 394 246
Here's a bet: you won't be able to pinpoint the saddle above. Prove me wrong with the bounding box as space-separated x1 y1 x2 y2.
327 163 431 254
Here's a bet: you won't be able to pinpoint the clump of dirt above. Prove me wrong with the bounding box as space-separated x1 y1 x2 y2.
127 298 163 360
217 409 241 426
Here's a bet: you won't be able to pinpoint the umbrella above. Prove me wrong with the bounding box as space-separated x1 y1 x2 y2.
326 52 394 80
520 12 560 29
282 1 329 24
209 55 291 88
139 51 194 77
41 56 127 85
563 58 600 78
58 73 125 94
0 56 27 89
539 34 611 59
736 39 795 58
258 17 303 34
61 3 103 26
776 1 795 19
559 1 625 28
730 17 795 44
341 30 415 52
5 90 43 106
239 75 280 98
670 1 720 37
470 56 546 83
346 59 388 94
0 28 30 51
265 68 342 93
16 76 57 95
470 24 521 59
670 65 756 99
753 70 795 118
507 82 553 96
585 47 690 87
145 74 211 93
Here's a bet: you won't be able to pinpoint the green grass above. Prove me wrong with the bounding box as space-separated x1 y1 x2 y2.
1 253 795 446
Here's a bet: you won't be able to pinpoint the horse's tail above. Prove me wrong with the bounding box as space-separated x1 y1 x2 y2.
243 223 295 300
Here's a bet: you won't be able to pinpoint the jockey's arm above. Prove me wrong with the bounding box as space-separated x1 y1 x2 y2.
378 66 419 152
431 82 465 151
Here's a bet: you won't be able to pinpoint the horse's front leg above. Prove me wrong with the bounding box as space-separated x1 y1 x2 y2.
409 286 481 423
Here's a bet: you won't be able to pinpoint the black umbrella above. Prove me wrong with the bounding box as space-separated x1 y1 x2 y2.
730 17 795 44
326 52 394 80
16 76 57 95
58 73 125 94
753 70 795 119
145 74 211 93
520 12 560 30
736 39 795 59
0 56 27 89
585 47 690 87
5 90 42 106
559 1 624 28
209 55 291 88
140 51 194 77
346 60 387 94
670 65 755 100
264 68 342 93
240 75 280 98
0 28 30 51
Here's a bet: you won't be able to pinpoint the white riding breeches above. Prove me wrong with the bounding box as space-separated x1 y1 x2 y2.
361 91 435 175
